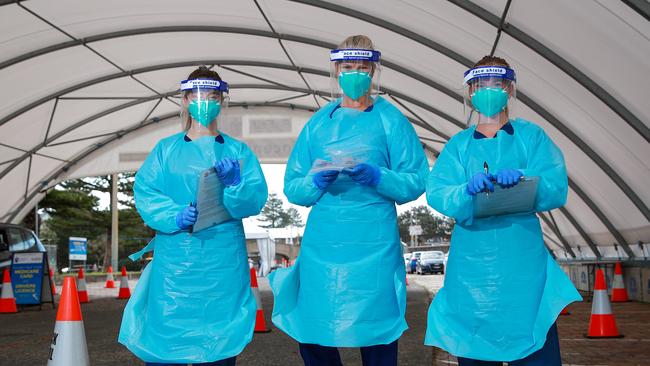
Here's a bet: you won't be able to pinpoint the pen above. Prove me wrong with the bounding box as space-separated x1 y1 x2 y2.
483 161 489 197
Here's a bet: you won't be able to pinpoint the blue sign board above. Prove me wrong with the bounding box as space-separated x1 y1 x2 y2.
10 252 45 305
69 237 87 261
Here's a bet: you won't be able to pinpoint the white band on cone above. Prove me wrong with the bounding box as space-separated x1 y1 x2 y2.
591 290 613 315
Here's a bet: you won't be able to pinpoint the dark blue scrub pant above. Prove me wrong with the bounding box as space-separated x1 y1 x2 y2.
457 323 561 366
145 357 236 366
299 340 398 366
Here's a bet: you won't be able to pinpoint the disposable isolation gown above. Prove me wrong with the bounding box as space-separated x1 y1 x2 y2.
424 119 581 361
118 132 268 363
269 97 429 347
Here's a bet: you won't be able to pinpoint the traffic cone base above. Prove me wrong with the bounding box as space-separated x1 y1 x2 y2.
585 314 624 339
48 277 89 366
117 267 131 299
1 269 18 313
250 268 271 333
105 266 115 289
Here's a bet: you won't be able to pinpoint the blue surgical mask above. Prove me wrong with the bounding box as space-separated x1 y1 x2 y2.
188 100 221 127
338 71 372 100
471 87 509 117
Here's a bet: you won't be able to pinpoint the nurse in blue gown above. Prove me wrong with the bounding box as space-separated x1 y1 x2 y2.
424 56 581 365
118 66 268 366
269 35 429 366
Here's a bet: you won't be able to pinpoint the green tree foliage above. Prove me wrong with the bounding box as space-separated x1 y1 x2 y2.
26 173 153 271
397 205 454 245
285 207 304 228
258 193 290 228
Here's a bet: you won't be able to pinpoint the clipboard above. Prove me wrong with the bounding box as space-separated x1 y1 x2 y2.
473 176 539 219
192 167 233 232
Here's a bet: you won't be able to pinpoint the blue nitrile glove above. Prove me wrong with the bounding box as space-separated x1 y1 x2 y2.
312 169 340 190
175 204 197 230
494 168 523 188
215 158 241 186
342 163 381 187
467 172 494 196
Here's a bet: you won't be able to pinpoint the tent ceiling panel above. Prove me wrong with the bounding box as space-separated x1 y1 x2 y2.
26 154 60 193
0 4 69 61
22 0 268 38
463 0 509 15
0 100 55 150
229 88 307 104
116 67 197 96
49 100 160 144
507 0 650 122
63 76 154 98
563 190 613 248
218 65 308 90
0 159 29 221
0 46 118 118
0 146 24 164
90 32 289 71
39 137 106 161
47 99 137 139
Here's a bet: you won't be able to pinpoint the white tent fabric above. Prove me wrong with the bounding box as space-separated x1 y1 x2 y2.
0 0 648 260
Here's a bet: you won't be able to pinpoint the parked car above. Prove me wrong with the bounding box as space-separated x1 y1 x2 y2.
416 250 445 275
0 223 47 290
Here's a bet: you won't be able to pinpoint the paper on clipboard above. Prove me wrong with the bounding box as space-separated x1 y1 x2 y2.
473 176 539 219
192 167 233 232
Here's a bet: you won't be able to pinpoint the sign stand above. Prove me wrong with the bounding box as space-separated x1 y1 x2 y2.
10 252 55 310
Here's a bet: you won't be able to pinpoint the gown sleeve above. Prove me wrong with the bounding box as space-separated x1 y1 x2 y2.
283 123 324 207
222 143 269 219
426 136 474 225
519 127 568 212
375 113 429 204
134 142 185 234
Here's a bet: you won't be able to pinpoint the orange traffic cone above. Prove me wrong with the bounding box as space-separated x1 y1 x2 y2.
49 268 57 295
560 306 570 315
586 268 623 338
250 268 271 333
0 268 18 313
611 262 629 302
104 266 115 289
117 266 131 299
47 277 89 365
405 274 409 287
76 268 89 303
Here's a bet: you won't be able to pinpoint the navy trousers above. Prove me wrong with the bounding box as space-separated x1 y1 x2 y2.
457 323 561 366
298 340 398 366
145 356 236 366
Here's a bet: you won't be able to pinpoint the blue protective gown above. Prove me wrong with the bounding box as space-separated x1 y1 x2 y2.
269 97 429 347
424 119 581 361
118 132 268 363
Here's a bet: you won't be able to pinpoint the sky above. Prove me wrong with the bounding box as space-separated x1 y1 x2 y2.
97 164 430 224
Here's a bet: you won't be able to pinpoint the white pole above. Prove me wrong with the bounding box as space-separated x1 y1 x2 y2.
111 174 119 271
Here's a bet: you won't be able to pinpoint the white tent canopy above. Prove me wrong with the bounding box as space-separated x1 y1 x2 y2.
0 0 648 260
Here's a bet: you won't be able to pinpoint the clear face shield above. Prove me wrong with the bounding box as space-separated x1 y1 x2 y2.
180 78 230 134
330 49 381 102
463 66 517 126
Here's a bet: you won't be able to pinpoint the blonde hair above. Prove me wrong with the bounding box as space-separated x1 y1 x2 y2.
338 35 374 50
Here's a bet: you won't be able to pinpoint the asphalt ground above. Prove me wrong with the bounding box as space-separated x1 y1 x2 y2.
0 276 434 366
